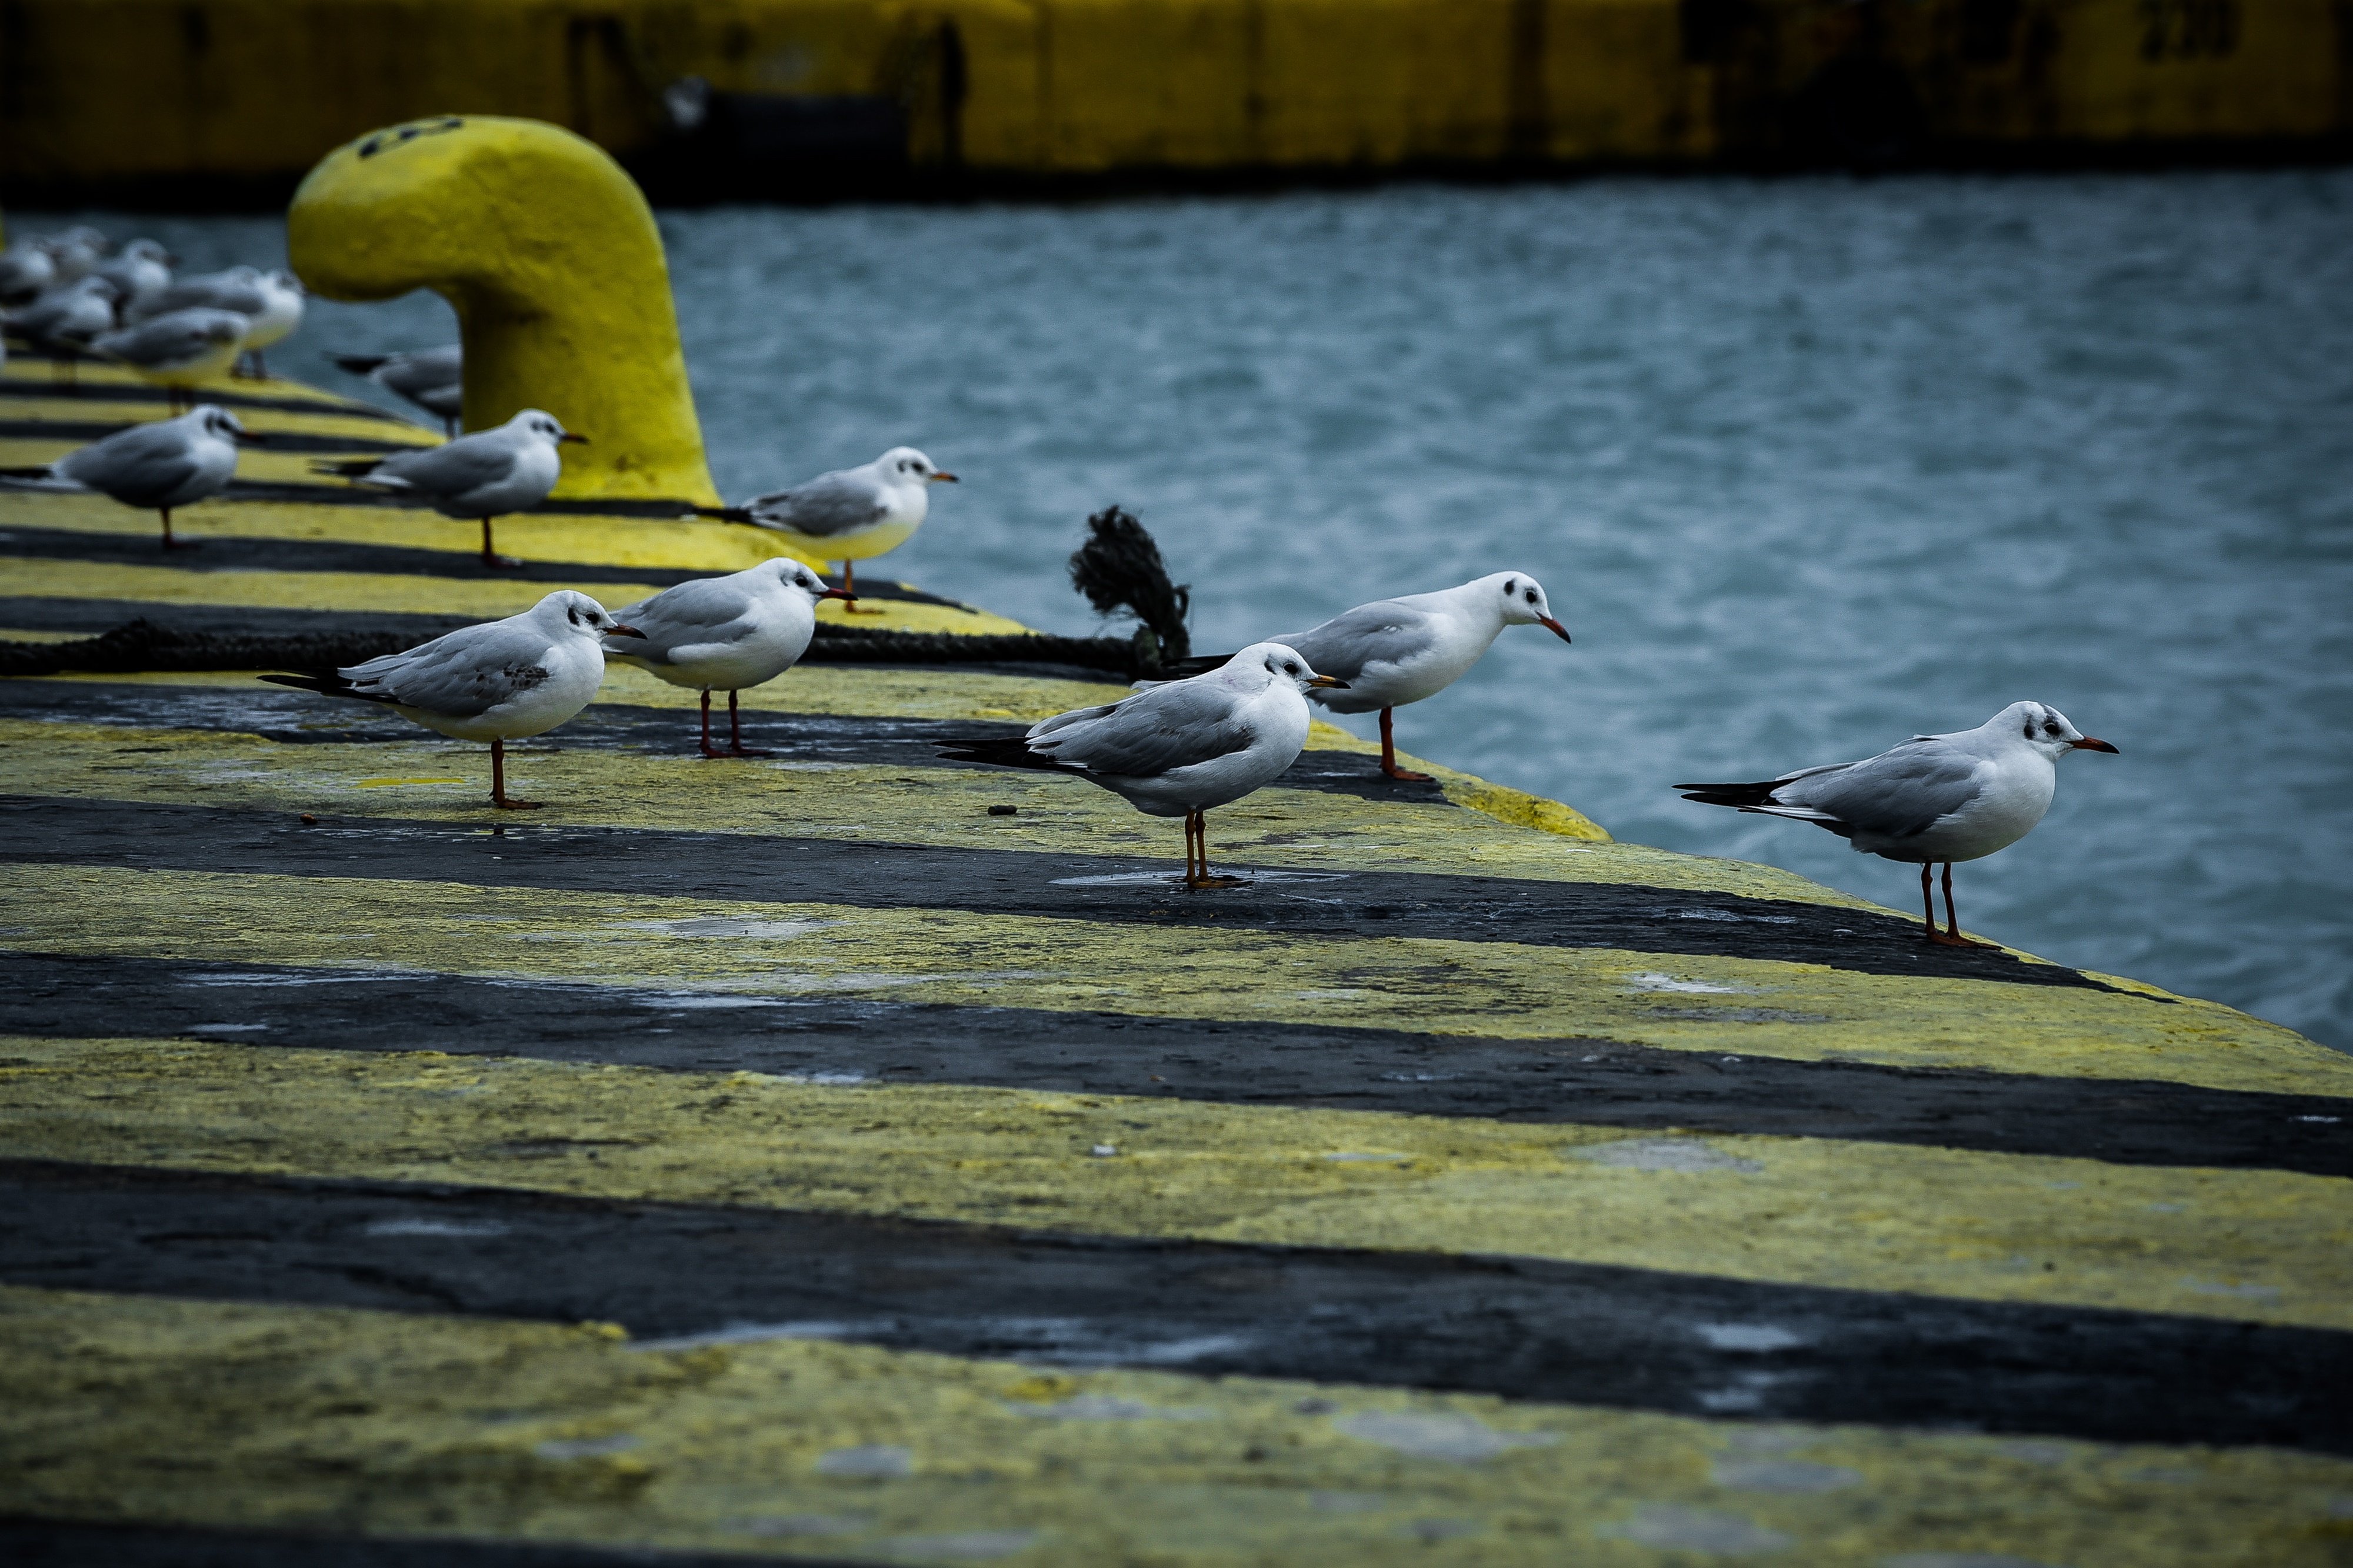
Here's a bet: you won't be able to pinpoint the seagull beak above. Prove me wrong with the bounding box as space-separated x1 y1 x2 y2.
1539 616 1572 644
1308 675 1349 689
820 588 858 603
559 433 589 445
605 623 648 639
931 472 959 483
2071 737 2119 753
233 431 268 445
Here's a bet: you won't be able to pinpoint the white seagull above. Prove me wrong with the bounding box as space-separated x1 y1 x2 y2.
0 404 261 549
602 557 855 757
1677 701 2120 946
261 590 644 810
40 228 111 285
940 642 1347 888
697 446 956 609
0 237 58 305
133 265 304 378
1175 572 1571 780
330 345 462 435
314 409 584 566
4 276 122 385
92 239 176 317
91 307 249 411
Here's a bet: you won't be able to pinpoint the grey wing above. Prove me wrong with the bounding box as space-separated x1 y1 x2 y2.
368 436 515 495
749 471 887 537
342 620 551 718
1030 680 1255 778
615 577 756 656
1777 742 1985 839
1278 600 1439 683
378 347 461 398
55 424 201 497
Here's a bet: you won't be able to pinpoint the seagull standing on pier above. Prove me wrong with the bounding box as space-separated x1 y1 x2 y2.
1169 572 1572 780
90 308 249 410
0 404 261 549
940 643 1347 889
261 590 642 810
134 266 305 378
330 345 462 434
4 276 122 384
601 558 855 758
314 409 584 566
1675 701 2119 946
696 446 957 609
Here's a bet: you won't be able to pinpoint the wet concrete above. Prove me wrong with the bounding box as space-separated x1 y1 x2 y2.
0 792 2130 989
7 1159 2348 1453
4 953 2340 1176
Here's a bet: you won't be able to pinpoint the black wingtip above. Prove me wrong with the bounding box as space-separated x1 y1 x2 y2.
327 352 390 374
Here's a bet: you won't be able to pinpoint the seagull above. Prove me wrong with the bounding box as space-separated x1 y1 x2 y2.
133 266 304 378
602 557 855 758
695 446 956 610
313 409 584 566
1171 572 1571 780
0 238 58 305
260 590 643 810
4 276 122 385
91 308 249 411
939 642 1347 889
92 239 177 318
40 228 111 285
1676 701 2120 947
330 345 462 435
0 404 261 549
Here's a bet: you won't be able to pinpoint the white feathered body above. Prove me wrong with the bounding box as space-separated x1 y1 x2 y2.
339 593 613 743
1027 650 1315 818
604 558 825 693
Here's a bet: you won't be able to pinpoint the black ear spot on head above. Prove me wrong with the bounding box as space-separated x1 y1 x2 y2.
567 606 580 625
1504 579 1517 595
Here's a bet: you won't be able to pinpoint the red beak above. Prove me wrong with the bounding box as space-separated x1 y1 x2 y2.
1539 616 1572 645
606 623 647 639
820 588 858 603
2071 738 2118 753
233 431 268 445
559 433 589 445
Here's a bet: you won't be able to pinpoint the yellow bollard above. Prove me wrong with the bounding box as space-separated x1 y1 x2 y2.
288 115 721 506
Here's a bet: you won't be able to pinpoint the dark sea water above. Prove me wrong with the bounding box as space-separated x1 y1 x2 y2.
32 170 2353 1049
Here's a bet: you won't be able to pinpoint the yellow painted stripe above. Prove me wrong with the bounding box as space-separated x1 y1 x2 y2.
1 358 361 408
5 1032 2347 1329
8 1286 2345 1567
0 556 1029 636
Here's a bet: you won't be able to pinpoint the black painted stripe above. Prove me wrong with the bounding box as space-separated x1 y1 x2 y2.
5 1158 2348 1453
0 1517 871 1568
6 952 2341 1175
0 527 968 603
0 596 482 639
0 791 2125 990
0 418 419 453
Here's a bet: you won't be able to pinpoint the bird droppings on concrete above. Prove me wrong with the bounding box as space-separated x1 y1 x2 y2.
815 1443 915 1477
1574 1138 1767 1175
532 1432 640 1460
362 1217 511 1238
1331 1412 1559 1463
1714 1458 1864 1493
727 1512 875 1537
2180 1278 2284 1302
1600 1502 1795 1552
1694 1323 1807 1353
1625 972 1761 994
873 1529 1042 1560
1009 1394 1214 1422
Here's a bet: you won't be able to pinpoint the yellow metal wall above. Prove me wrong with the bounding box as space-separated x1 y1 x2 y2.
0 0 2344 189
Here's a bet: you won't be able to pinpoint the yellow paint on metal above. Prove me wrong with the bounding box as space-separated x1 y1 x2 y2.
289 116 719 504
0 558 1026 636
4 1034 2348 1329
8 1286 2348 1567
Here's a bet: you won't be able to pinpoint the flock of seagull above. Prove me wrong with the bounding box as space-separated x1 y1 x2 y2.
0 227 2118 943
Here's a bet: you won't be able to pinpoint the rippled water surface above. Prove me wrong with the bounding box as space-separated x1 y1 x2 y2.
44 171 2353 1047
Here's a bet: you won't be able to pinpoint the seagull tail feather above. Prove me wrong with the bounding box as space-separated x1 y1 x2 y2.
1674 780 1789 808
258 670 399 706
936 736 1082 775
327 352 391 375
690 505 755 523
311 456 386 479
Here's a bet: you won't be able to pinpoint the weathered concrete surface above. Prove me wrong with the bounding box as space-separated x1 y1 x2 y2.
4 359 2352 1565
